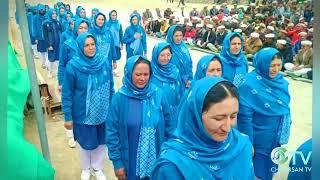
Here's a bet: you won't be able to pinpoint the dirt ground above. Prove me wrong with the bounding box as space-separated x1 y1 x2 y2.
9 0 312 179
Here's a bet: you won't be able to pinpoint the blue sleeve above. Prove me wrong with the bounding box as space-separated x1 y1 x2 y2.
109 66 115 99
142 29 147 52
151 162 184 180
61 64 75 121
161 94 175 139
119 24 124 46
237 102 254 143
109 38 117 63
58 44 69 85
188 54 193 81
122 28 135 44
106 94 124 170
32 16 38 39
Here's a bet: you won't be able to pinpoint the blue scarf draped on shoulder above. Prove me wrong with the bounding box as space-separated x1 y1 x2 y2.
220 32 248 86
238 47 291 145
107 10 121 47
64 18 75 38
166 25 193 86
153 77 253 179
65 18 90 51
119 55 163 178
128 13 144 55
69 32 111 125
194 54 223 80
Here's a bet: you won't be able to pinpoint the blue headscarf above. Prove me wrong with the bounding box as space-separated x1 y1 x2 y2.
152 77 253 179
91 12 107 34
194 54 223 80
238 47 291 144
57 5 66 20
107 10 121 47
119 55 165 177
64 18 75 36
220 32 248 85
119 55 155 100
151 42 180 83
46 8 57 23
91 8 100 20
166 25 193 85
73 18 90 37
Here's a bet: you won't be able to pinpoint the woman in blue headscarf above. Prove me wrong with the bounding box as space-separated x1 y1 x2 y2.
90 12 117 72
58 18 89 90
32 4 48 69
57 5 66 24
151 42 183 121
123 13 147 59
90 8 99 26
152 77 254 179
237 47 291 180
60 18 75 57
62 32 114 180
106 55 174 180
219 32 248 86
194 54 223 81
27 6 38 57
107 10 123 61
166 25 193 92
42 8 62 77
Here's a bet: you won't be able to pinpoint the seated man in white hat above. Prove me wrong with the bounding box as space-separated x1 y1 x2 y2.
284 40 313 77
198 24 218 52
293 31 308 56
244 32 263 57
184 22 196 45
263 33 276 48
194 23 205 46
215 25 228 50
276 39 293 71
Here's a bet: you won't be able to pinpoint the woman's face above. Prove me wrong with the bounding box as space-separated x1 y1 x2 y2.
173 30 183 44
132 63 150 89
158 48 172 65
111 11 117 20
70 21 75 30
230 36 242 55
80 9 86 18
96 14 105 27
59 8 65 16
202 96 238 142
269 57 282 79
83 37 96 57
77 22 88 35
132 16 138 25
51 11 57 20
206 59 222 77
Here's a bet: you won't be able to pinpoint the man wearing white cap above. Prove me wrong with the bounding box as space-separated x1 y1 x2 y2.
194 23 205 46
293 31 308 55
263 33 276 48
244 32 263 56
216 25 227 48
199 24 218 52
184 22 196 44
189 8 199 18
276 39 294 71
284 40 313 76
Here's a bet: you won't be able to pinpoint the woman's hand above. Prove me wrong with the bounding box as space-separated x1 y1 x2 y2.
186 80 191 88
64 121 73 130
115 168 126 180
252 146 255 157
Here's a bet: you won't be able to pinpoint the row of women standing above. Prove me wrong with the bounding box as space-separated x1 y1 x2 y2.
60 8 291 180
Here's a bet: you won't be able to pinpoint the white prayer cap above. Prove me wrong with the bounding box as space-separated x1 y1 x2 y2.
186 22 193 26
160 17 167 21
254 26 260 30
206 24 214 29
231 19 239 23
250 3 256 6
240 24 248 28
217 25 225 29
147 18 152 21
309 28 313 33
196 23 203 28
277 39 287 45
173 18 179 21
298 31 307 36
222 2 227 5
299 17 304 21
272 1 277 3
212 16 218 20
234 29 242 33
267 26 275 31
205 16 210 19
265 33 275 38
250 32 260 38
301 40 312 46
256 13 263 17
222 17 228 22
288 23 294 27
